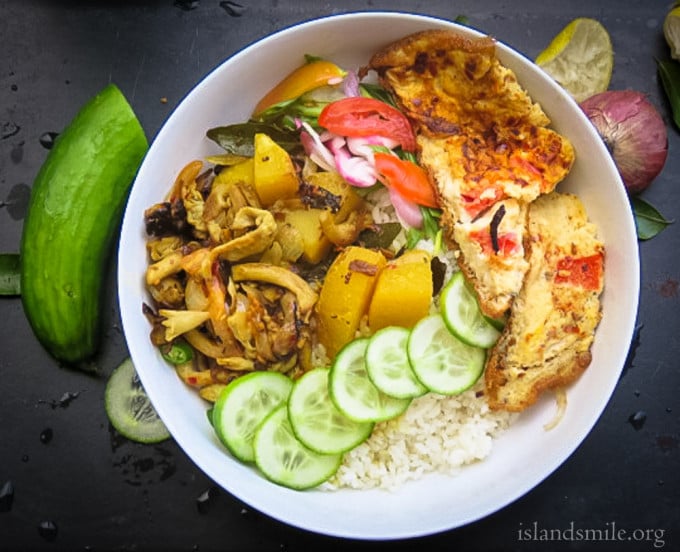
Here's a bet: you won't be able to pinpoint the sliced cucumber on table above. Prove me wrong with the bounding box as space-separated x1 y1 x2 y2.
105 358 170 444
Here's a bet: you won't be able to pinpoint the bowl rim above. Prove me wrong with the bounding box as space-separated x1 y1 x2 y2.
118 10 640 540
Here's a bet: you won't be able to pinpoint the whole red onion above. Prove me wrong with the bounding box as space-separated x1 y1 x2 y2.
579 90 668 194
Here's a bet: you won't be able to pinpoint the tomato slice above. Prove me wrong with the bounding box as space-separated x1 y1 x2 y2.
554 253 604 291
374 153 438 208
469 229 521 257
318 97 417 152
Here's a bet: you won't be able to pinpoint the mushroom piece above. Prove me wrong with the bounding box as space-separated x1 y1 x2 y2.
158 309 211 341
148 275 185 308
210 206 277 262
319 209 373 247
146 250 184 286
230 263 318 314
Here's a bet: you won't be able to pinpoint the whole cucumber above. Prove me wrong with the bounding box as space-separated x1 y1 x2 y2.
20 84 148 366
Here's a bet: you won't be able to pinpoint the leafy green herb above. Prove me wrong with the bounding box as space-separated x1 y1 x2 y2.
0 254 21 296
206 122 300 155
454 14 470 25
657 59 680 129
360 83 398 107
358 222 403 249
256 85 347 130
406 208 443 251
631 196 673 240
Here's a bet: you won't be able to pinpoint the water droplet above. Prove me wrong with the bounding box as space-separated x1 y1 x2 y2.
633 390 641 397
219 1 244 16
40 428 53 444
1 121 20 140
39 131 59 150
10 142 23 163
628 410 647 430
21 454 29 463
196 486 219 514
38 520 58 541
56 391 79 409
10 84 18 91
174 0 199 10
0 481 14 512
666 407 672 413
5 183 30 220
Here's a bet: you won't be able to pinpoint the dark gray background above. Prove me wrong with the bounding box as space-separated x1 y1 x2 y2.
0 1 678 550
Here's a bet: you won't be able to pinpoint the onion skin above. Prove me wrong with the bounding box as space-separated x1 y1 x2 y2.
579 90 668 194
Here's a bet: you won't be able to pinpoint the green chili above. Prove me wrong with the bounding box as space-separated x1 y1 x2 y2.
160 340 194 365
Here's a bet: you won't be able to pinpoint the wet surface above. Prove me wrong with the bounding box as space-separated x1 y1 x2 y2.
0 1 678 550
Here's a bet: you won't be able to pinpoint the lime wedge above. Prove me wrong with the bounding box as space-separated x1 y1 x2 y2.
535 18 613 103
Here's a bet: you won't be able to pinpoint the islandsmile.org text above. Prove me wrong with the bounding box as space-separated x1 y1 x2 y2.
517 521 666 549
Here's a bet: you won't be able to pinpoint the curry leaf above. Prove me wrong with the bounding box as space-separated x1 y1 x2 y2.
206 122 300 155
631 196 673 240
657 59 680 129
0 253 21 296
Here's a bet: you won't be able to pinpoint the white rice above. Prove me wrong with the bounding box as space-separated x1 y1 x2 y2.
322 382 516 491
317 186 517 491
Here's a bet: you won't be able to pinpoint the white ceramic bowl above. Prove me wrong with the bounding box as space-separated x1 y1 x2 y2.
118 12 639 540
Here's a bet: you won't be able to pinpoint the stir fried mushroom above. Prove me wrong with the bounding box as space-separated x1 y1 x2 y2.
230 263 319 314
146 250 183 286
145 200 191 238
177 161 209 237
210 207 277 262
147 275 185 308
159 309 211 341
319 210 374 247
143 151 380 402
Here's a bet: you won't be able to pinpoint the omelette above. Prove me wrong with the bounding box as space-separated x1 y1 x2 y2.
484 192 605 411
368 30 575 319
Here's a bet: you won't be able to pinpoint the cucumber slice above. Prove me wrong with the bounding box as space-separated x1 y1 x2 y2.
104 358 170 444
329 338 411 423
440 271 501 349
288 368 374 455
407 314 486 395
212 371 293 463
365 326 428 399
253 404 342 490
